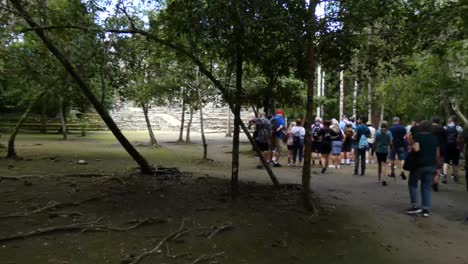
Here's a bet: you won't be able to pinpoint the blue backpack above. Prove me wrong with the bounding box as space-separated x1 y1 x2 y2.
358 134 369 150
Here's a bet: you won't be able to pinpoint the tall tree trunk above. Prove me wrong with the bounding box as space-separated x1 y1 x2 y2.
195 68 208 159
186 106 193 143
11 0 154 174
316 64 321 117
321 70 326 116
379 104 385 127
352 80 358 118
40 96 47 133
339 70 344 119
225 106 232 137
231 24 243 198
100 66 106 105
367 78 372 122
7 92 45 158
302 1 318 212
59 96 68 140
142 104 158 147
178 90 186 143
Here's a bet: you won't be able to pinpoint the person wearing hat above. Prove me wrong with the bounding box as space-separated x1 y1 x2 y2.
269 109 286 167
366 121 376 164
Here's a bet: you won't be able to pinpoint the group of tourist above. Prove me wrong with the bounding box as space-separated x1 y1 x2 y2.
249 110 466 218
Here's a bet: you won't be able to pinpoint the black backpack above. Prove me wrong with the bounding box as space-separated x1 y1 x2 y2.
446 126 458 145
312 124 321 140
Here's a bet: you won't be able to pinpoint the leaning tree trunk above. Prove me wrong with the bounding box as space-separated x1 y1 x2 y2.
59 96 68 140
186 106 194 143
142 104 158 147
7 91 46 158
178 91 186 143
302 1 318 212
11 0 154 174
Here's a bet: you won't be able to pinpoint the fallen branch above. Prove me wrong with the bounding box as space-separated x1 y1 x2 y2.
165 244 190 259
190 252 225 264
0 194 107 219
207 223 234 239
0 217 164 243
130 220 186 264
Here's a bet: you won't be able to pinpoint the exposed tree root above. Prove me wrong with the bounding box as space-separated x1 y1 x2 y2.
0 194 107 219
207 223 234 239
165 244 190 259
0 176 27 183
190 252 225 264
129 220 186 264
0 217 165 243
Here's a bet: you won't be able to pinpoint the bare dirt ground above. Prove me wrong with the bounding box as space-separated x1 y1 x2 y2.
0 131 467 264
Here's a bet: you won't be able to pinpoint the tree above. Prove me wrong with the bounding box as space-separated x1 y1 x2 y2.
9 0 154 174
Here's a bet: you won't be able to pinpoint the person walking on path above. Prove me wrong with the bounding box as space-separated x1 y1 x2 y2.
290 119 306 167
269 109 286 167
366 121 376 164
442 115 464 184
286 122 296 166
431 117 447 191
249 113 271 169
352 117 371 176
406 120 439 217
374 122 393 186
389 117 408 180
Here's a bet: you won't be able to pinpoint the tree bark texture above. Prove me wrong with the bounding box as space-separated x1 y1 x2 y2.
142 105 158 147
196 69 208 160
59 96 68 140
231 20 243 198
7 92 45 158
186 106 193 143
339 70 344 119
352 80 358 118
316 64 321 117
178 91 186 143
302 1 318 212
10 0 154 174
226 106 232 137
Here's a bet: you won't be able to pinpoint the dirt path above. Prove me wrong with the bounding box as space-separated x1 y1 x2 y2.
174 132 468 264
0 131 467 263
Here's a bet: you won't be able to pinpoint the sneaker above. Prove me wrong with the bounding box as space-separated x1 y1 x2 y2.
422 209 429 217
287 163 292 167
388 173 396 178
432 183 439 192
441 174 448 184
336 165 341 169
382 180 387 186
256 165 263 169
400 172 407 180
352 171 358 176
406 207 422 215
273 162 282 167
453 176 459 183
321 168 326 174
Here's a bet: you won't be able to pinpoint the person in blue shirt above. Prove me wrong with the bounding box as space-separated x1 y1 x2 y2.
388 117 408 180
269 109 286 167
353 116 370 176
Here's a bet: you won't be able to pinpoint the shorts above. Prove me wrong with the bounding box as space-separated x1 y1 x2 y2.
341 139 352 152
376 152 388 163
444 144 460 165
390 146 407 161
256 140 269 152
269 137 283 152
331 141 342 155
320 142 332 155
311 141 321 152
287 145 294 150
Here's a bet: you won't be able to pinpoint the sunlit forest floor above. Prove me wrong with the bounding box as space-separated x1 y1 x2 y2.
0 131 467 264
